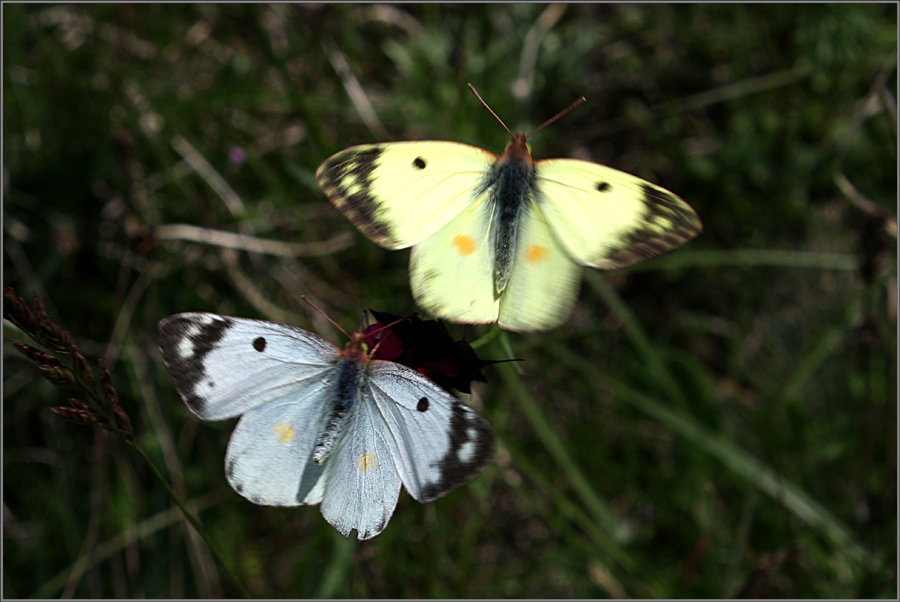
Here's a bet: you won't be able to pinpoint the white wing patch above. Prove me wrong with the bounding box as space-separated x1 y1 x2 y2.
457 437 478 465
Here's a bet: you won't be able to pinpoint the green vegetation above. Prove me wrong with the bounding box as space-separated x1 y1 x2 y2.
4 4 896 598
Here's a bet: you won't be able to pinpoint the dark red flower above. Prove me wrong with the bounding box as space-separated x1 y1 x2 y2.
363 310 507 394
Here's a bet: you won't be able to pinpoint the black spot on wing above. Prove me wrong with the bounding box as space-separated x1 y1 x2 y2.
420 401 495 502
158 315 233 415
599 183 703 269
253 336 266 352
316 146 396 245
417 397 429 412
596 181 610 192
413 156 426 169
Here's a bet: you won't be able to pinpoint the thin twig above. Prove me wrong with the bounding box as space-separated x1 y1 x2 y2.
156 223 354 257
324 38 390 140
170 135 246 218
512 4 568 99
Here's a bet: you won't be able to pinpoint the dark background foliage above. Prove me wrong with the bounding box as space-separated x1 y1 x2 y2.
3 4 896 598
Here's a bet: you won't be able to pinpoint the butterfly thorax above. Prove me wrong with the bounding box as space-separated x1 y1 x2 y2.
312 335 369 464
490 135 535 294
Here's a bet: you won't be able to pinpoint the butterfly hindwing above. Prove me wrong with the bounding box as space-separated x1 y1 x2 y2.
409 195 499 324
316 141 497 249
224 395 330 507
366 362 495 502
534 159 702 270
497 202 583 331
318 394 402 539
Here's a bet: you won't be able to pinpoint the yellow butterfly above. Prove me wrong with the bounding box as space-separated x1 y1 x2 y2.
316 85 702 331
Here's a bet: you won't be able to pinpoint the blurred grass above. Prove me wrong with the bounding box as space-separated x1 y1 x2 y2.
3 3 897 598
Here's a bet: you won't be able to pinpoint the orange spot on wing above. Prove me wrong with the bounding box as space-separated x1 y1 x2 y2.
525 244 548 264
452 234 476 256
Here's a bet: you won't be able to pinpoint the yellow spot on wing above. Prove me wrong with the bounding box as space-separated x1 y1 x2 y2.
272 422 295 444
358 452 378 473
452 234 476 256
525 244 548 264
345 181 364 197
651 216 673 232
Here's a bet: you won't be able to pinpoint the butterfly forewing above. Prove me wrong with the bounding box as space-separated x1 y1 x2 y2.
316 141 497 250
534 159 702 269
158 313 340 421
366 362 495 502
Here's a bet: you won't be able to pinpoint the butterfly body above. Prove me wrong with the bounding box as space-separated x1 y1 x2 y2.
158 313 494 540
311 337 365 464
317 120 702 331
490 134 533 292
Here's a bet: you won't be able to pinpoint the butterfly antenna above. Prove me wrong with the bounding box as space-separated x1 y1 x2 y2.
468 83 513 137
301 295 350 339
527 96 586 138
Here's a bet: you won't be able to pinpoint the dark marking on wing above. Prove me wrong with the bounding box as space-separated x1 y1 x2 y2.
316 146 396 245
417 397 429 412
596 181 610 192
253 336 266 352
418 268 440 285
158 315 233 415
598 184 703 269
413 157 426 169
235 481 266 506
420 400 495 502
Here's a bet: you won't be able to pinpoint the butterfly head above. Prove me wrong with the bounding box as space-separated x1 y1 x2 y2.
341 332 372 364
499 133 534 166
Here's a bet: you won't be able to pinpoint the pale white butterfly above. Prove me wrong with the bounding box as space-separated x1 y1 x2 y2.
157 311 495 540
316 84 702 331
